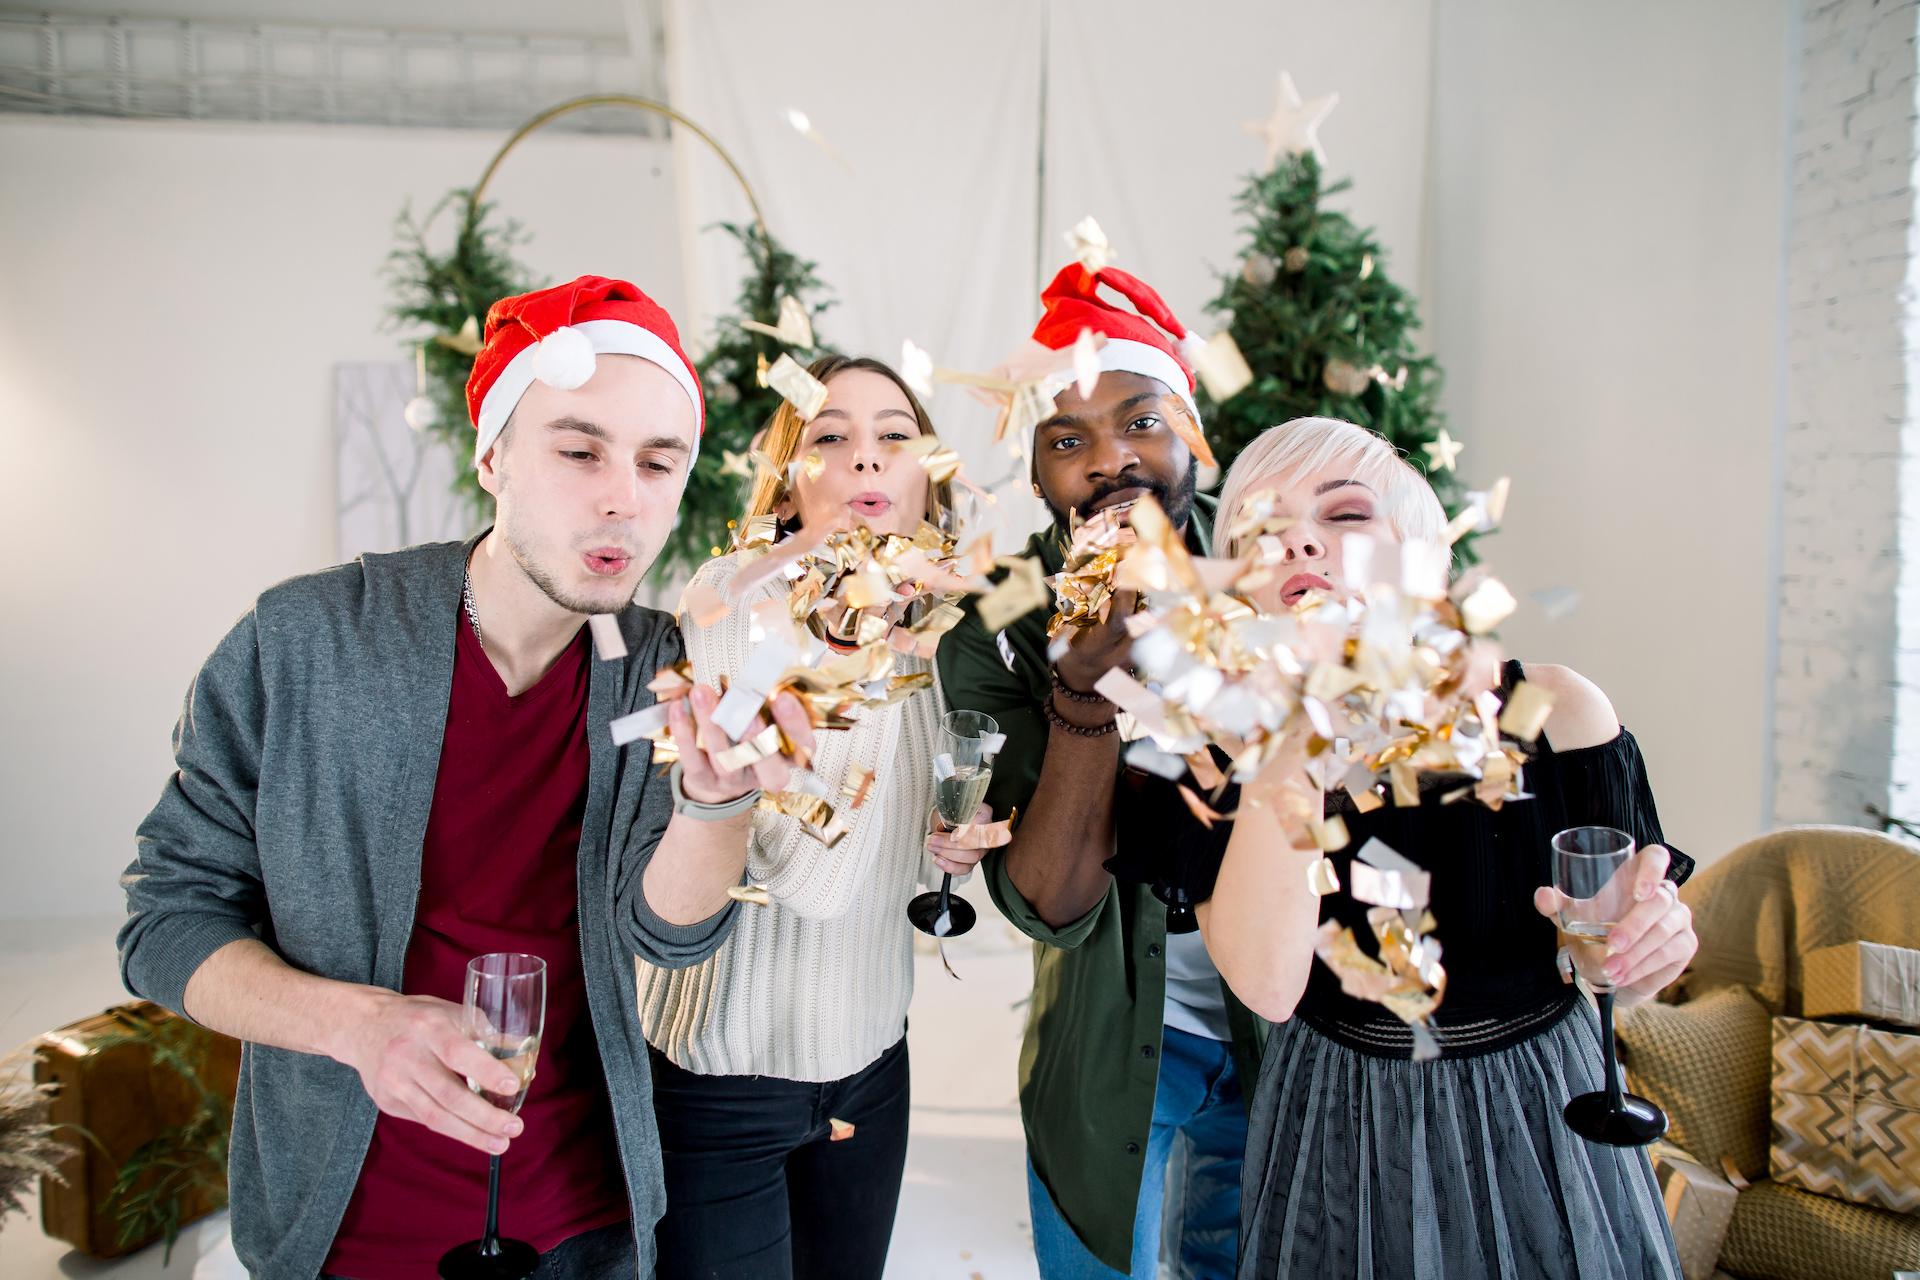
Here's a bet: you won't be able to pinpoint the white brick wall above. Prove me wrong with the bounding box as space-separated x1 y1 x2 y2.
1775 0 1920 828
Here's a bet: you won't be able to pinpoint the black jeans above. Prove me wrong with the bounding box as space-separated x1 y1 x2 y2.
649 1037 911 1280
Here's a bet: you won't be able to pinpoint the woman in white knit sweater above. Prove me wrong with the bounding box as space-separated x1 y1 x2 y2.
638 354 992 1280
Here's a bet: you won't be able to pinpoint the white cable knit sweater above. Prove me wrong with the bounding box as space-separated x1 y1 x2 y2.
634 552 943 1082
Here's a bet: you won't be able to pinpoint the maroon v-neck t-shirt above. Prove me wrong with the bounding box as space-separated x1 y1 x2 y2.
324 619 627 1279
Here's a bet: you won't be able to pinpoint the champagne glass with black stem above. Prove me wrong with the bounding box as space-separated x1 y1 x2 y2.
908 709 1000 938
439 952 546 1280
1554 826 1669 1146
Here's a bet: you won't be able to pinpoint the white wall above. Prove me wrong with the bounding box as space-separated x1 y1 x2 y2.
0 115 684 920
1424 1 1793 864
1775 0 1920 830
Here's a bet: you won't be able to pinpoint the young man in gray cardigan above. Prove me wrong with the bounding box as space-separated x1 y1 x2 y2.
119 276 809 1280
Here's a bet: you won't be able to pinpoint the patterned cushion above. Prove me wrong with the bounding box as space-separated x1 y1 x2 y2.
1716 1178 1920 1280
1617 985 1772 1180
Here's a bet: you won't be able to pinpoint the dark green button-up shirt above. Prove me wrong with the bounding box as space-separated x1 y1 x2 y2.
935 495 1264 1272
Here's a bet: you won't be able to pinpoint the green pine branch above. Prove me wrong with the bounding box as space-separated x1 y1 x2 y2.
657 222 837 577
384 192 542 526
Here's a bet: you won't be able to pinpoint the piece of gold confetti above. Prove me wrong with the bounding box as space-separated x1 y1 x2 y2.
828 1118 856 1142
1457 576 1518 635
841 763 875 809
728 884 772 907
1497 680 1555 742
740 295 814 348
764 353 829 422
719 449 755 480
758 789 849 848
434 314 483 356
1192 330 1254 405
978 556 1050 632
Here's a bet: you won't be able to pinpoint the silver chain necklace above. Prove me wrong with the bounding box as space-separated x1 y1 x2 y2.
461 566 484 648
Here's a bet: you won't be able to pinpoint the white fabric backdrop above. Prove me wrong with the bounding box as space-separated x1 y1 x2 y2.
664 0 1434 546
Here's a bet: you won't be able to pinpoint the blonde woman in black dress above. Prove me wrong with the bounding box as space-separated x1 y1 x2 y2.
1168 418 1696 1278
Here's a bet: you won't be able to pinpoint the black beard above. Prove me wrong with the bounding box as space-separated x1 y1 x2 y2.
1043 456 1199 532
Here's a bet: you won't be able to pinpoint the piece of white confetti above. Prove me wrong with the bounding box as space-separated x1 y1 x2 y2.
587 613 627 661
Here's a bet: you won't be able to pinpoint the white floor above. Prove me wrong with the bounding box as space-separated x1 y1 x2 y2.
0 887 1040 1279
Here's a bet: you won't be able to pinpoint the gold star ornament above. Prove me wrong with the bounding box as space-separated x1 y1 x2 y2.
1421 428 1465 473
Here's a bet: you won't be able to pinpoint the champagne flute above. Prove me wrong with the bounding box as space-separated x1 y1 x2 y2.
439 953 547 1280
1553 826 1669 1146
907 709 1000 938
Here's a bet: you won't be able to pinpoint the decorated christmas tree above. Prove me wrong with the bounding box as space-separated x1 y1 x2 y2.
1201 74 1469 539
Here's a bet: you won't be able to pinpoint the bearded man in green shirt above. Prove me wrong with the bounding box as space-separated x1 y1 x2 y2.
937 264 1262 1279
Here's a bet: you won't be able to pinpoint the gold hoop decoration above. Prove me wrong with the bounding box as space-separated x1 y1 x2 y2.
463 93 768 242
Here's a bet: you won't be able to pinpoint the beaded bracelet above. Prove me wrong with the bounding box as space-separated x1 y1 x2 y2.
1043 692 1119 737
1051 672 1109 705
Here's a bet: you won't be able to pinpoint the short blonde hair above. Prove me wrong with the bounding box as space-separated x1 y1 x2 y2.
1213 417 1446 556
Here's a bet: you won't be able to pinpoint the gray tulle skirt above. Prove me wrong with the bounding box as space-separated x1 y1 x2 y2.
1238 1000 1681 1279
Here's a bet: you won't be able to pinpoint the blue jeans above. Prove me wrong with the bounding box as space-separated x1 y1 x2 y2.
1027 1026 1244 1280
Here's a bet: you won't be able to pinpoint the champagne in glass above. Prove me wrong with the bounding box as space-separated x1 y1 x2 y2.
1553 826 1669 1146
440 953 547 1280
934 763 993 829
908 709 1001 938
469 1032 539 1113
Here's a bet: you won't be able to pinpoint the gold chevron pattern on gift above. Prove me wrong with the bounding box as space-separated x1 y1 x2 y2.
1771 1016 1920 1214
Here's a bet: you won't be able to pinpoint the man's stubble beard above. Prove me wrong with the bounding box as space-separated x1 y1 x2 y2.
1041 454 1200 532
496 467 647 617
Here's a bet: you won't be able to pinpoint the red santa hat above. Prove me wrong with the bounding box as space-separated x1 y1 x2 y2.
1030 263 1213 465
465 274 703 465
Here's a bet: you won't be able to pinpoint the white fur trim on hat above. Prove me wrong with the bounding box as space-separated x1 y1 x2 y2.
1093 338 1202 427
474 319 702 464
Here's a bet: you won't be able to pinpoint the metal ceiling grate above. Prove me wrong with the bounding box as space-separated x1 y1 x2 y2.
0 11 664 131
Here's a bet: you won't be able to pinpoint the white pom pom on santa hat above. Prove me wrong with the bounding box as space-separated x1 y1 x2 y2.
1177 330 1209 369
532 325 597 391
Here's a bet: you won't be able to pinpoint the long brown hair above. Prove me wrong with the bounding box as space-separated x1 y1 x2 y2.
743 354 955 533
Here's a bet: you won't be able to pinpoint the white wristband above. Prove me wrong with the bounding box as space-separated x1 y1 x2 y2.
669 762 760 821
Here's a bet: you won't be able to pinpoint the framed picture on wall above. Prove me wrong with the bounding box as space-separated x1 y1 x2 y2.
333 361 477 561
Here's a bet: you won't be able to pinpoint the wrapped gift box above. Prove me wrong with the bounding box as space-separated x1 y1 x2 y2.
1771 1016 1920 1214
1651 1143 1740 1280
33 1000 241 1259
1803 941 1920 1029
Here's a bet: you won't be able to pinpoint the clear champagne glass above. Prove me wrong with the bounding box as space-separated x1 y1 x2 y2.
439 953 547 1280
1553 826 1669 1146
907 709 1000 938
